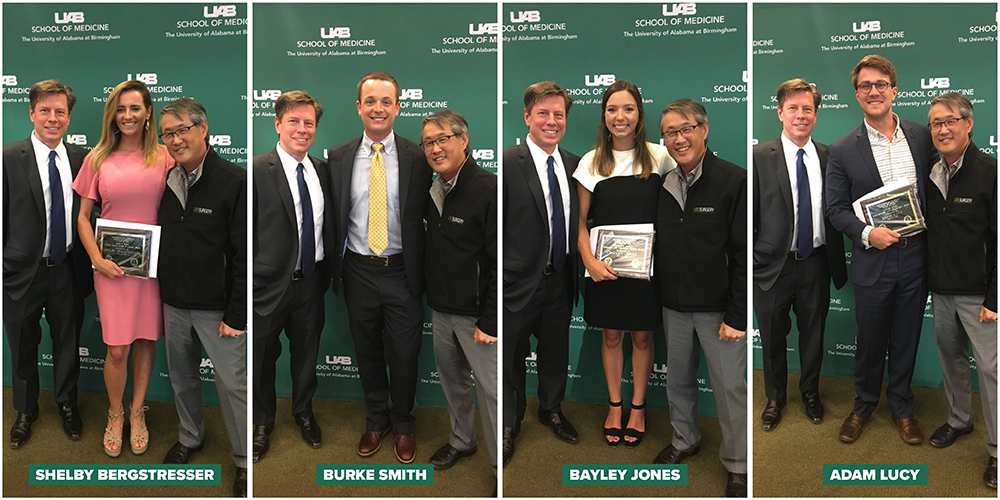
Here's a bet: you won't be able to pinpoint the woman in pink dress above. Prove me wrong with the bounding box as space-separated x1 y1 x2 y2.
72 80 172 457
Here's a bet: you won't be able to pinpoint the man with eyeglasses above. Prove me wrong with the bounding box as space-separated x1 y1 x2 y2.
653 98 747 497
327 72 431 463
923 92 997 488
826 55 936 446
157 97 248 496
252 91 332 463
419 110 497 494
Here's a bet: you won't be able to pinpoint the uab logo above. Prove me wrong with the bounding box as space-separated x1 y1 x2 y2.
509 10 540 23
78 347 90 356
254 89 281 101
852 20 881 32
200 358 214 369
66 135 87 145
920 77 950 89
469 23 499 35
2 75 16 86
400 88 423 100
662 3 696 16
54 12 85 24
325 355 352 365
742 70 748 83
209 135 231 146
472 149 494 161
127 73 158 85
320 27 351 39
203 5 237 18
585 74 616 87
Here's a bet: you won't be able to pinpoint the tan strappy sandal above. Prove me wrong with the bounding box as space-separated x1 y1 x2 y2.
104 405 125 457
130 405 150 455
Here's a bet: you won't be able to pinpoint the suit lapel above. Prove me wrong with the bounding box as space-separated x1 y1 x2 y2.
770 140 793 217
816 142 830 211
268 149 297 229
853 125 883 188
519 143 547 224
20 140 46 222
340 138 361 224
396 135 411 219
900 121 928 205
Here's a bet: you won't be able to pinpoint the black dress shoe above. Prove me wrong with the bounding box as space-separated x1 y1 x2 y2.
725 472 747 497
652 444 700 464
985 456 997 489
538 409 579 444
502 427 515 466
802 395 824 424
295 414 322 448
430 443 477 470
10 412 36 449
163 441 205 464
233 467 247 497
929 422 973 448
58 404 82 440
252 425 272 463
761 399 783 431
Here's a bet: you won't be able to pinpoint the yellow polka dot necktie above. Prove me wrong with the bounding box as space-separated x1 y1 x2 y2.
368 143 388 256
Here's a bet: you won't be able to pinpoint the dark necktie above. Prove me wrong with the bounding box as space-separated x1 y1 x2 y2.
297 163 315 278
547 155 566 272
49 150 66 265
796 148 813 259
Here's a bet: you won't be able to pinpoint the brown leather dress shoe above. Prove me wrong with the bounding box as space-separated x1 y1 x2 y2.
892 416 924 445
395 433 416 463
358 428 390 457
838 413 867 443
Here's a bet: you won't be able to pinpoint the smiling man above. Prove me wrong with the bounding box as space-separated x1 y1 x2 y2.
923 92 997 488
252 91 332 464
752 79 847 432
156 97 247 496
502 81 581 467
653 98 747 497
825 55 936 446
3 79 93 450
327 71 431 464
420 110 497 494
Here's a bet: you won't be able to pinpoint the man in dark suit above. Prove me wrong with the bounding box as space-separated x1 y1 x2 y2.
826 55 936 445
252 90 332 462
327 71 431 464
923 92 997 488
3 79 93 448
753 79 848 431
501 81 581 466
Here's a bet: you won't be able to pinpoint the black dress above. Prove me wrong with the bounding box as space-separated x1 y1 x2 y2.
580 156 664 331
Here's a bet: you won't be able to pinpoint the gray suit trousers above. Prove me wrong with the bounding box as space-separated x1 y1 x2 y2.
164 304 248 468
663 307 747 473
431 310 498 473
932 293 998 457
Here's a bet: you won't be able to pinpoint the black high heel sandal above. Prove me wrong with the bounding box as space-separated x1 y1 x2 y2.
623 401 646 448
604 399 623 446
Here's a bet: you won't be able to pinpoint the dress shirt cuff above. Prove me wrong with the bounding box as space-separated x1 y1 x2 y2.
860 225 873 249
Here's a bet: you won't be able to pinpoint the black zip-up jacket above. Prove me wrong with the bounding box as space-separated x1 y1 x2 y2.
158 147 247 329
655 149 747 330
926 141 997 311
425 156 497 336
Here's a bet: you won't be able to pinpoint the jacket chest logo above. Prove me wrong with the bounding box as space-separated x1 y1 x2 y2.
447 215 464 225
193 207 213 215
952 197 973 204
692 206 715 213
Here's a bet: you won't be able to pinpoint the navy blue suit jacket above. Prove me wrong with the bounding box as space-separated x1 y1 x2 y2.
825 119 935 287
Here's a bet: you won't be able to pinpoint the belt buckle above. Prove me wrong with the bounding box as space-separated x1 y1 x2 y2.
793 251 806 261
379 256 390 267
41 257 56 267
542 265 555 276
896 237 908 248
291 271 304 281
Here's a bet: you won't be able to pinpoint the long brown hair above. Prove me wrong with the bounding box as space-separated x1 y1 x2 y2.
89 80 159 170
592 80 654 178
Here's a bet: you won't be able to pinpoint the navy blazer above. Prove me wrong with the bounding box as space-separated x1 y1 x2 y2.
825 119 935 287
501 141 580 313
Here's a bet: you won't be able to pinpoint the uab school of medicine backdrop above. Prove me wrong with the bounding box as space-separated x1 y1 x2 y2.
252 3 497 409
751 3 998 391
2 3 249 406
502 3 747 416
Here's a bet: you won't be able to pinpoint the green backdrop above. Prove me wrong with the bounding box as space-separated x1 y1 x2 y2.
751 3 998 391
251 2 498 408
502 3 748 416
2 2 249 406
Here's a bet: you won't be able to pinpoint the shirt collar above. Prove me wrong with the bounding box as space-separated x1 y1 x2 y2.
362 131 396 156
30 130 68 163
779 132 817 159
276 142 313 172
863 112 903 141
525 135 561 169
